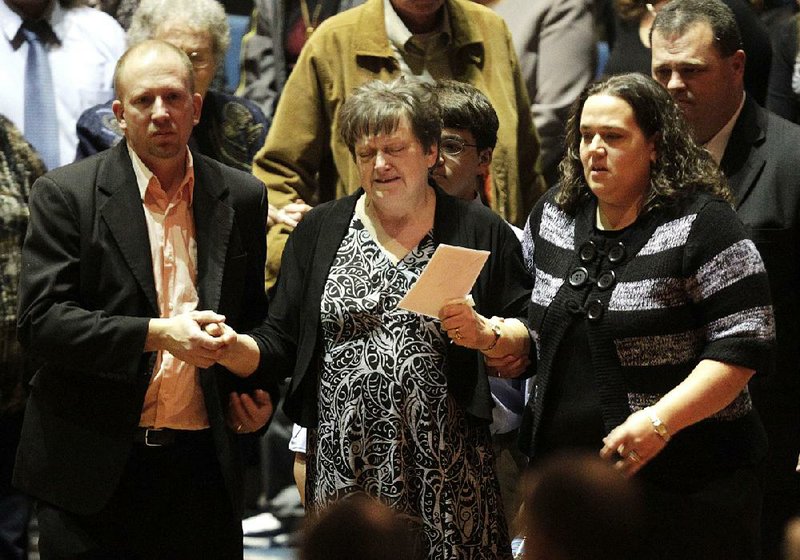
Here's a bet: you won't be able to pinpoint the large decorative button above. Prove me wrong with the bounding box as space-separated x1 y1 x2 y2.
579 240 597 263
597 270 616 290
586 299 604 321
565 299 581 314
569 267 589 287
608 242 626 263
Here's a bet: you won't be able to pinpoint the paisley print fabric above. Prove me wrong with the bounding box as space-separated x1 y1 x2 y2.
306 215 510 559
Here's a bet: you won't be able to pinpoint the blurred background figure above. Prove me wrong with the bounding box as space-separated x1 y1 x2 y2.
0 114 45 560
784 517 800 560
519 452 645 560
75 0 268 174
236 0 364 120
87 0 139 29
755 0 798 30
603 0 771 106
0 0 125 170
766 1 800 123
488 0 596 188
522 72 773 559
299 493 423 560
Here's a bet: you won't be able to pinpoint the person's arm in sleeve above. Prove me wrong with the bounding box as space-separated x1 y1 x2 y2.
601 201 775 476
766 16 799 124
252 38 332 284
530 0 595 187
506 26 546 226
17 176 229 378
236 0 283 119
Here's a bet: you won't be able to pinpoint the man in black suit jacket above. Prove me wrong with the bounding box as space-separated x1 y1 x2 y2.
14 40 275 558
652 2 800 558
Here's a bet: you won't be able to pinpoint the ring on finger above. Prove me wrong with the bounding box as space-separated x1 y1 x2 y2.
455 328 463 340
627 450 641 463
236 424 243 433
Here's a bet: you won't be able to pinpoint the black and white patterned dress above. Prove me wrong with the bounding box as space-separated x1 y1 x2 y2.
306 213 511 559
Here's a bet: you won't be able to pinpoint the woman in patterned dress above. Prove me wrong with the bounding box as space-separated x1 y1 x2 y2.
217 79 532 558
519 73 774 559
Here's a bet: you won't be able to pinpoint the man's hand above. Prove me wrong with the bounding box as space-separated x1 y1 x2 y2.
227 390 273 434
145 310 234 368
485 353 530 379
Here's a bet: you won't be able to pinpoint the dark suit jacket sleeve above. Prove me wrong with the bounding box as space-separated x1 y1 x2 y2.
767 15 799 124
17 174 151 380
218 176 281 403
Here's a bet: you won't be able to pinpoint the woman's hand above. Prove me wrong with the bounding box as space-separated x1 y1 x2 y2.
203 322 262 377
439 300 494 350
599 409 668 477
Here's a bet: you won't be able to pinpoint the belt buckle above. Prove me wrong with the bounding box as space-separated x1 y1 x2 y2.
144 428 164 447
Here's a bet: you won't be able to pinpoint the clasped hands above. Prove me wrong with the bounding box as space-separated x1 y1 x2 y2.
151 310 272 435
438 301 530 379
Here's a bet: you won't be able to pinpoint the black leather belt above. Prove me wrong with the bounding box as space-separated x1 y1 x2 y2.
133 427 210 447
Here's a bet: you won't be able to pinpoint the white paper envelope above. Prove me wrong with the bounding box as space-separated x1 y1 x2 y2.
398 244 489 318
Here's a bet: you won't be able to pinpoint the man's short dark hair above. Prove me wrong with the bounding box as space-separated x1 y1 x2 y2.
651 0 742 58
433 80 499 151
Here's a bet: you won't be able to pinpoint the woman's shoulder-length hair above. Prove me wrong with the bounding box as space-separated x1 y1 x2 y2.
556 73 732 215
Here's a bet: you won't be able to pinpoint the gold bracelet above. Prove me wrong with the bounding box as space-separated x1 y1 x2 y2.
483 319 502 352
646 408 671 443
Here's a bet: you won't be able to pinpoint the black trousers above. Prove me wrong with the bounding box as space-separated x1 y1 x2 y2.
639 466 762 560
37 430 242 560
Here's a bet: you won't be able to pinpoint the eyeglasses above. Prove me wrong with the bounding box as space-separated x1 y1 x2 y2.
440 138 479 156
186 50 214 70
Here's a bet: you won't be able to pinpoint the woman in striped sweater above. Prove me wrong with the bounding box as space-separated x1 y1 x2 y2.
519 73 774 559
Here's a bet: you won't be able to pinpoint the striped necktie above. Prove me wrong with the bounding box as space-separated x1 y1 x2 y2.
20 19 59 170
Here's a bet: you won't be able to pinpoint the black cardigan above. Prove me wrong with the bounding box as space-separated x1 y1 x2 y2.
521 189 774 485
251 185 533 427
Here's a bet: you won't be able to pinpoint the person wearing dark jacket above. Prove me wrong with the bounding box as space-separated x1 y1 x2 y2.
521 73 773 559
216 79 533 558
14 40 275 557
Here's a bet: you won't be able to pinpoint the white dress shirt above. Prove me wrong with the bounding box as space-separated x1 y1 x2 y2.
0 1 125 167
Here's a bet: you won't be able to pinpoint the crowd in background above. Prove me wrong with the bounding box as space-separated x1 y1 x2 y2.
2 0 800 559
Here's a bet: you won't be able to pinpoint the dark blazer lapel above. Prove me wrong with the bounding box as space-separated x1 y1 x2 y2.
192 154 234 313
721 97 767 209
98 142 159 316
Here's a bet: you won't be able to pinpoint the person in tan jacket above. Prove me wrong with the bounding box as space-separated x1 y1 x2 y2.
253 0 544 287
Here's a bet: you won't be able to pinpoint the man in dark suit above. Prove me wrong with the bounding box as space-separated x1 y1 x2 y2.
651 2 800 558
14 39 275 558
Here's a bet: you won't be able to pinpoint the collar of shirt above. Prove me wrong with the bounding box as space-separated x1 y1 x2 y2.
704 93 745 166
383 0 451 53
128 143 195 208
1 1 61 50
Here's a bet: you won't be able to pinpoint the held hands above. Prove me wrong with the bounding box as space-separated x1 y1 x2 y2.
267 199 312 228
485 354 530 379
439 301 529 379
600 408 669 477
439 300 494 350
148 310 236 368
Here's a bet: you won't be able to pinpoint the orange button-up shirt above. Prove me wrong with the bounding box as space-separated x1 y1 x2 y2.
130 146 208 430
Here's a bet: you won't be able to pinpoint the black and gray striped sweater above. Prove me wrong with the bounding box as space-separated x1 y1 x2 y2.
520 189 775 485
